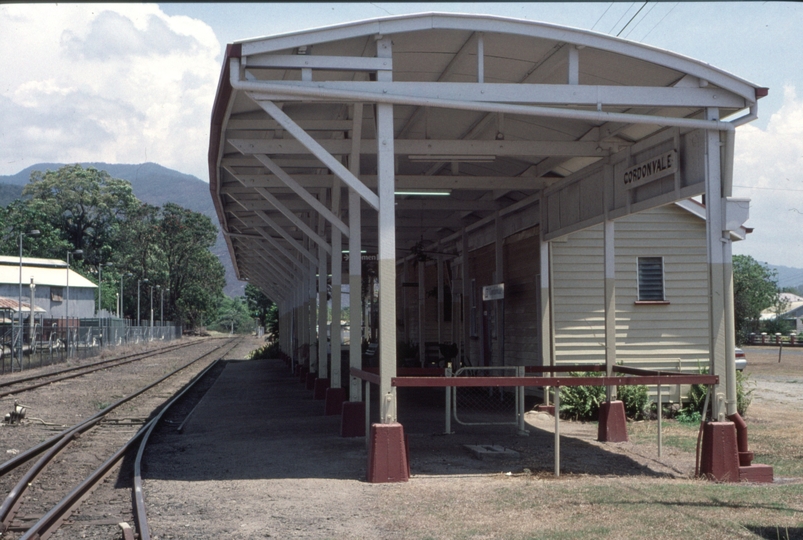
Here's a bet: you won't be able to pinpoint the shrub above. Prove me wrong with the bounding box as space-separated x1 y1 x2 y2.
558 372 606 421
681 364 753 419
736 369 754 416
248 342 281 360
617 383 650 420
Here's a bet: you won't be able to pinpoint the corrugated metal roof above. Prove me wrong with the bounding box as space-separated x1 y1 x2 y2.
0 255 68 268
0 297 48 313
0 264 96 289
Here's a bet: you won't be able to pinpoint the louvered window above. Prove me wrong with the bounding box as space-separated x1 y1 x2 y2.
637 257 665 301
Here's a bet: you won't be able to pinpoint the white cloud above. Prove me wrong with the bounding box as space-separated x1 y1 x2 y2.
0 3 220 180
732 85 803 268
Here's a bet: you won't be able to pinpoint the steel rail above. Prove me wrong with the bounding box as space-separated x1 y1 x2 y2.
0 339 222 476
0 339 206 399
13 338 238 540
133 352 233 540
0 339 194 389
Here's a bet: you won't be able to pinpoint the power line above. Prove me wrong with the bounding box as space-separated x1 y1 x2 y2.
608 3 637 35
617 2 649 37
733 184 803 193
591 3 615 31
636 2 680 42
623 2 658 40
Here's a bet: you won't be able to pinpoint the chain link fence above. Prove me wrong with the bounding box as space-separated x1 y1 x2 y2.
0 323 182 374
452 366 524 427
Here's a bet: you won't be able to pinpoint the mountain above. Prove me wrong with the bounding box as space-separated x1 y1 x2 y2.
0 184 24 207
0 162 245 297
766 263 803 290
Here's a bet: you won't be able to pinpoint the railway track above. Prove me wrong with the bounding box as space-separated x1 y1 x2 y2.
0 337 239 539
0 339 204 399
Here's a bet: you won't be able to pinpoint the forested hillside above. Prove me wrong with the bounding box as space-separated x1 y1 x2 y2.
0 162 243 296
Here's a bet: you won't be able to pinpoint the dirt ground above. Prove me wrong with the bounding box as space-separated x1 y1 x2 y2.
141 340 803 540
2 339 803 539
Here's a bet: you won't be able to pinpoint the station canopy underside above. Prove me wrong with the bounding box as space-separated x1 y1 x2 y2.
209 13 764 300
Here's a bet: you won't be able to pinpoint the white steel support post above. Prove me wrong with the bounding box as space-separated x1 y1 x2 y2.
298 264 304 364
494 213 504 367
604 218 616 399
331 179 343 389
349 104 364 402
402 258 410 342
539 196 553 405
308 252 317 373
294 287 301 365
418 260 425 365
461 229 470 367
437 256 444 344
376 37 397 424
295 287 301 364
318 207 328 380
704 108 728 420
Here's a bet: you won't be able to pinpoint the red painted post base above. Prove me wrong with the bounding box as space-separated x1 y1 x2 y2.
700 421 740 482
324 387 346 415
597 400 629 442
341 401 365 438
305 372 316 391
739 464 774 483
534 405 555 416
313 378 330 400
367 423 409 483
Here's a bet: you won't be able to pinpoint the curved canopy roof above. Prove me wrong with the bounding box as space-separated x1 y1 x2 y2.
209 12 765 301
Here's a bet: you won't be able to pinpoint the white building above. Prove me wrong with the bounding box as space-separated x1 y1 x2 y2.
0 256 97 321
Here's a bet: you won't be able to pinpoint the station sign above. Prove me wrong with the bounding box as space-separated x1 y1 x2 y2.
622 150 677 190
482 283 504 301
342 253 377 261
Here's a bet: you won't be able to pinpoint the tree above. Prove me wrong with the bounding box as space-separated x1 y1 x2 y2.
265 303 279 342
1 164 226 329
0 199 72 259
156 203 225 329
22 164 139 266
211 296 254 334
733 255 781 343
244 283 274 327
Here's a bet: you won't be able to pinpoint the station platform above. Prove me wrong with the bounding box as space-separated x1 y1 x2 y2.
145 356 683 478
137 354 695 536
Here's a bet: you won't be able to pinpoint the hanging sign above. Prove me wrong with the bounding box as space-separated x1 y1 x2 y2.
482 283 504 301
623 150 677 190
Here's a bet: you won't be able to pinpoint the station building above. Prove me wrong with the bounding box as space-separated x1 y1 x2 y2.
209 13 767 482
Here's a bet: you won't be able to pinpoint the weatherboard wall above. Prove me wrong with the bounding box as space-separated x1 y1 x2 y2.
551 204 710 371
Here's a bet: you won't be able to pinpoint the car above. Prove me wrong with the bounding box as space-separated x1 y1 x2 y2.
735 348 747 371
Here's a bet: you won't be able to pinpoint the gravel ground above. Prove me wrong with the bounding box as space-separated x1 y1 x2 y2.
0 337 229 539
3 339 802 539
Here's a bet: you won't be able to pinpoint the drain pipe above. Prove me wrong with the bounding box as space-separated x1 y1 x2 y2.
722 105 757 418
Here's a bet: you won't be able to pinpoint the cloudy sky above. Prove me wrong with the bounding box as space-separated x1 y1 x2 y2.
1 2 802 270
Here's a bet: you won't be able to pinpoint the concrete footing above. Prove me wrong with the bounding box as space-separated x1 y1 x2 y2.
534 405 555 416
367 423 409 483
313 378 330 400
597 400 628 442
700 420 774 483
305 372 317 391
700 421 740 482
324 387 346 415
341 401 365 437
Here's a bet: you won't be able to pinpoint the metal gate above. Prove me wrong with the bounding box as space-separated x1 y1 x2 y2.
452 366 525 427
